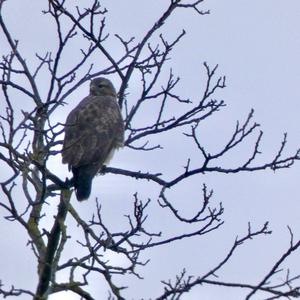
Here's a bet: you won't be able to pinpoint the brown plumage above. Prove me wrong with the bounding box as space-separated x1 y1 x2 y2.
62 78 124 201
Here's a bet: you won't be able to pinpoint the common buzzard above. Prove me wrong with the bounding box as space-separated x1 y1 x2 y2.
62 78 124 201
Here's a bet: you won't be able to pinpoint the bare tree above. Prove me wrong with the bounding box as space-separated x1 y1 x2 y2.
0 1 300 299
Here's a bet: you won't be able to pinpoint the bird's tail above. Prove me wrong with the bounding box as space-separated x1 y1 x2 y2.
72 166 95 201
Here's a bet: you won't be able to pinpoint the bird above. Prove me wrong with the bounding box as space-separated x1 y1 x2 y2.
62 77 124 201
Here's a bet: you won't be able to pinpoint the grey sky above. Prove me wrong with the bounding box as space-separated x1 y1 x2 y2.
1 1 300 299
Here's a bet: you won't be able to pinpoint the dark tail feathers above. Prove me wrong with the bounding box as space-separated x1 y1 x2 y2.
72 166 95 201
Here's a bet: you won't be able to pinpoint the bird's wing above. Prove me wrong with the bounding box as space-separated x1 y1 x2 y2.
62 95 124 170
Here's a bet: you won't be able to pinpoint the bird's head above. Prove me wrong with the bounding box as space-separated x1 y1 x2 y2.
90 77 117 97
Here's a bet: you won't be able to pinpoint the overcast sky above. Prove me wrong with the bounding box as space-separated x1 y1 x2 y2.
1 1 300 300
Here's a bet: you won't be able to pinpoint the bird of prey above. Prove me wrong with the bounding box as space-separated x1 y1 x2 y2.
62 78 124 201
